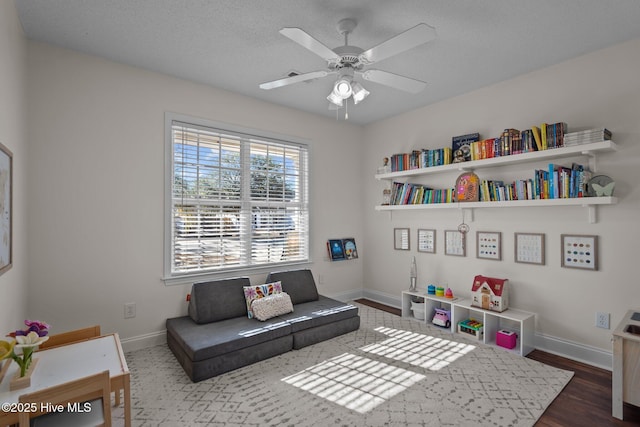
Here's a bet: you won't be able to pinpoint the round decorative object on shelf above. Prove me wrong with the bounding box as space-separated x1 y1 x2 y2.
586 175 615 197
455 171 480 202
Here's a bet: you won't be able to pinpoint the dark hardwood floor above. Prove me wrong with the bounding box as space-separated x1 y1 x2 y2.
354 299 640 426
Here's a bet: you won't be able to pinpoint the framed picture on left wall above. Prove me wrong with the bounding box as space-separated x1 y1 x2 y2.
0 141 12 275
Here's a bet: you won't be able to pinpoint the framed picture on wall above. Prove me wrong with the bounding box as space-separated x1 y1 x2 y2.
417 229 436 253
561 234 598 270
0 141 12 276
476 231 502 260
394 228 410 250
445 230 465 256
515 232 545 265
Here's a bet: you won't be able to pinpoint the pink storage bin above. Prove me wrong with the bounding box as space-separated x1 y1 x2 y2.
496 329 517 349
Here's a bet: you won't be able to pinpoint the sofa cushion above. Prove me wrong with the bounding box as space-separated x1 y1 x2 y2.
188 277 250 324
252 292 294 321
266 269 319 305
243 281 282 319
166 315 292 362
275 295 359 333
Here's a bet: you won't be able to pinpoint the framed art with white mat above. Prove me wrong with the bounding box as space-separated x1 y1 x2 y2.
0 141 11 276
515 232 545 265
561 234 598 270
417 229 436 253
394 228 410 250
476 231 501 260
445 230 465 256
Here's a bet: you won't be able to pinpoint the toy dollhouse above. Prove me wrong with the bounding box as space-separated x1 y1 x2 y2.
471 275 509 312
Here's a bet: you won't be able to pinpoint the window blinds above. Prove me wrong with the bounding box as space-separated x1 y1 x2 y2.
171 121 309 274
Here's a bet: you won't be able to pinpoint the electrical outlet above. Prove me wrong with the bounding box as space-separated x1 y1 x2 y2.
124 303 136 319
595 311 609 329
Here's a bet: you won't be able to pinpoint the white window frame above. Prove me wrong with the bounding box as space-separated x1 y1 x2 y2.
163 113 311 285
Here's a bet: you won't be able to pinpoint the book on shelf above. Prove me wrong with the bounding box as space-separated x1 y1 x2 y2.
327 238 359 261
390 148 453 172
541 122 568 149
563 128 611 146
500 129 520 156
327 239 346 261
342 238 358 260
476 161 592 202
452 132 479 162
420 147 452 168
388 181 454 205
470 138 498 160
531 126 543 151
382 121 614 178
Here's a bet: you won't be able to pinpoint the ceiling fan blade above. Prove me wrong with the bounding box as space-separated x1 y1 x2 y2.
280 27 341 63
358 23 436 65
259 70 330 90
361 69 427 94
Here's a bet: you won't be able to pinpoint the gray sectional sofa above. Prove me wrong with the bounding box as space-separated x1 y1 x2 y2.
166 269 360 382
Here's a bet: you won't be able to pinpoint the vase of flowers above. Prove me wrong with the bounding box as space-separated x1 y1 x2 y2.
0 320 50 389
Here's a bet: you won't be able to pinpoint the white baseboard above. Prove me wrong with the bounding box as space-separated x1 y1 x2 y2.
534 332 612 371
328 288 364 302
119 289 613 371
362 289 402 308
120 330 166 353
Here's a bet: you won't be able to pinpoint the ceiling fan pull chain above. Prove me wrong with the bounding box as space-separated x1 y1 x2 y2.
345 98 349 120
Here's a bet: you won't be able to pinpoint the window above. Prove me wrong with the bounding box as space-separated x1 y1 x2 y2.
165 114 309 281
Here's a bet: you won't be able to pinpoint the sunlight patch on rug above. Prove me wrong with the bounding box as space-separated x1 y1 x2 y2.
359 326 476 371
281 352 425 414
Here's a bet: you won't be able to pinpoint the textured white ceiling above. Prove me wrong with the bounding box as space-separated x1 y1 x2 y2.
15 0 640 124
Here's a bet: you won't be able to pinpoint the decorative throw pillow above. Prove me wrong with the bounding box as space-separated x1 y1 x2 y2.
243 281 282 318
251 292 294 321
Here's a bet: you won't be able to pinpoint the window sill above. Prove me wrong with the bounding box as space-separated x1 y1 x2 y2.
163 260 312 286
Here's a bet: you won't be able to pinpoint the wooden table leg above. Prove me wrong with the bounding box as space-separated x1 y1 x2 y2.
124 373 131 427
612 335 624 420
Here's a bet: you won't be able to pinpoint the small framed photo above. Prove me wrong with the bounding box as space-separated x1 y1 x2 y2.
394 228 410 250
417 229 436 253
515 233 545 265
561 234 598 270
477 231 501 260
445 230 465 256
0 141 12 276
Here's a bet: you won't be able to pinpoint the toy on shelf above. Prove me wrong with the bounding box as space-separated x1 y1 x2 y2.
432 308 451 328
445 288 454 299
427 284 436 295
435 287 445 297
458 318 484 339
496 329 518 349
471 275 509 312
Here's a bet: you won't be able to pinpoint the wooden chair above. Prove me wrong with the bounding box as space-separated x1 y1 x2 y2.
18 370 112 426
38 325 101 351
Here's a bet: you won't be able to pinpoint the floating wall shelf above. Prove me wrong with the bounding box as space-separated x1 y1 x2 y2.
375 140 618 223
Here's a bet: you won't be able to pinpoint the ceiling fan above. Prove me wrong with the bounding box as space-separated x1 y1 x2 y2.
259 19 437 112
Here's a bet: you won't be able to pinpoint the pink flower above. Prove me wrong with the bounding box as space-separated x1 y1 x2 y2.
24 320 50 337
244 287 257 299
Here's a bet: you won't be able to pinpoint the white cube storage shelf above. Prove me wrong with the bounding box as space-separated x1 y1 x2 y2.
401 290 535 356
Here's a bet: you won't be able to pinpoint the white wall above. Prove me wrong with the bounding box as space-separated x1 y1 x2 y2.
26 42 364 345
0 2 28 332
362 38 640 366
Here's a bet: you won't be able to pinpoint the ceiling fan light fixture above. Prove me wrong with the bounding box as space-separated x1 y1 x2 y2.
327 90 343 106
351 81 370 104
333 77 352 98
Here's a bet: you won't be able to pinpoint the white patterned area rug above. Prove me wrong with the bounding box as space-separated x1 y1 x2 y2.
116 303 573 427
